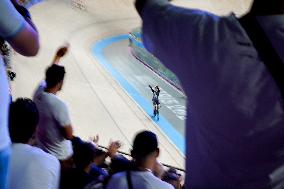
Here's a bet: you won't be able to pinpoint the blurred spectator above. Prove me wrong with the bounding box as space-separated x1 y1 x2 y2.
61 138 116 189
33 46 74 166
8 98 60 189
72 137 108 180
135 0 284 188
0 0 39 188
106 130 174 189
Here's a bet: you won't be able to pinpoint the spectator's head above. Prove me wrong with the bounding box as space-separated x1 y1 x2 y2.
45 64 65 91
9 98 39 144
74 142 106 173
93 148 107 166
131 130 159 169
109 155 131 175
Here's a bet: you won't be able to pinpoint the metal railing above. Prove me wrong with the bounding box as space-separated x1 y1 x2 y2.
98 145 186 173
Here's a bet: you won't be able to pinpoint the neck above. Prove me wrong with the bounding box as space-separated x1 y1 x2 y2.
133 160 154 171
45 87 58 95
250 1 284 15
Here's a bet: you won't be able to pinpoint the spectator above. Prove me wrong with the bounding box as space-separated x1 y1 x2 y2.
135 0 284 188
0 1 39 188
61 142 100 189
8 98 60 189
106 130 174 189
33 46 74 166
61 138 118 189
72 138 108 180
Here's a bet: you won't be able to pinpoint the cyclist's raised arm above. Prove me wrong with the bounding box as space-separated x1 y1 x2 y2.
149 85 155 93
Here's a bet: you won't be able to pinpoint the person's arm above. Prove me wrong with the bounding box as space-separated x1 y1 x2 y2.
7 24 39 56
149 85 155 93
107 141 122 159
52 45 69 65
62 125 73 140
0 0 39 56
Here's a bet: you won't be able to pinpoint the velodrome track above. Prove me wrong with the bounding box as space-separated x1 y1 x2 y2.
11 0 252 169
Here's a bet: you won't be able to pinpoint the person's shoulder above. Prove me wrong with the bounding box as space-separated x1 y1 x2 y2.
106 172 127 189
33 81 47 100
154 178 175 189
52 95 66 106
159 180 175 189
111 171 127 179
45 93 67 110
144 172 174 189
30 146 60 166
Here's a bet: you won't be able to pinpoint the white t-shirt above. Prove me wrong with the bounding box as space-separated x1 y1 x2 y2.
33 81 73 160
9 143 60 189
141 1 284 188
106 171 174 189
0 0 26 151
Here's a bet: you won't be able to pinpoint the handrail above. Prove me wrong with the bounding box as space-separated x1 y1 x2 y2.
98 145 186 173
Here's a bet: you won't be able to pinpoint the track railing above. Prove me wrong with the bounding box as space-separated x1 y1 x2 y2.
98 145 186 173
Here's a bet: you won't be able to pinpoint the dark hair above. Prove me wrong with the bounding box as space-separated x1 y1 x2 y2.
9 98 39 143
109 155 131 175
73 142 97 170
45 64 65 89
131 130 158 160
94 148 107 158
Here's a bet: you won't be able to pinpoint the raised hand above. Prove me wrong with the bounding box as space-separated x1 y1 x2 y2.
107 140 122 158
53 43 70 64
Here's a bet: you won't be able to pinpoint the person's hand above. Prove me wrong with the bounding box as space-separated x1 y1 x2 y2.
56 45 69 58
89 134 99 146
107 140 122 158
52 44 70 64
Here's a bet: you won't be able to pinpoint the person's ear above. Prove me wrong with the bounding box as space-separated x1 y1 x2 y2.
155 148 160 158
57 80 63 90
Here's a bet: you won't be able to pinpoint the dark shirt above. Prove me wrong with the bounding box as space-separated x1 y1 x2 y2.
60 168 95 189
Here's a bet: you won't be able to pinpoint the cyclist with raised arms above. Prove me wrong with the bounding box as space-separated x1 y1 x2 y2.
149 85 161 119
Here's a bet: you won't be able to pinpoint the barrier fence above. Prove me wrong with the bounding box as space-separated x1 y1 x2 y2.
98 145 186 173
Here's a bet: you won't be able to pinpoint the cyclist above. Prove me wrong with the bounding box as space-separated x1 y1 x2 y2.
149 85 161 119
